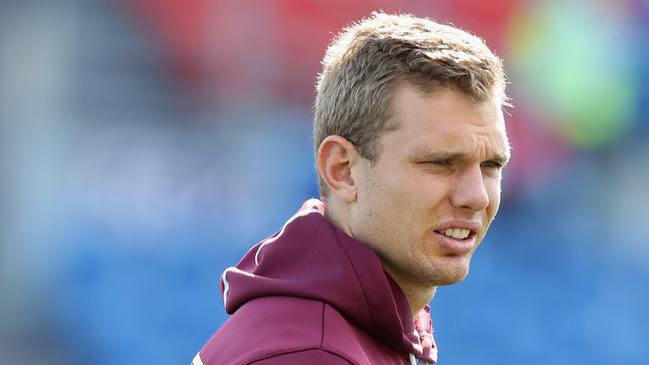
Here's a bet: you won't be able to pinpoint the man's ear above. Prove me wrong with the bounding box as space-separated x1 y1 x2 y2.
317 135 359 203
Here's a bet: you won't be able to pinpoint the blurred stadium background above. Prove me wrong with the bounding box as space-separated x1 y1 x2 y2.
1 0 648 364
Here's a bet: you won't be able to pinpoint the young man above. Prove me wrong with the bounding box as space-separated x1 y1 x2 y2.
194 12 510 365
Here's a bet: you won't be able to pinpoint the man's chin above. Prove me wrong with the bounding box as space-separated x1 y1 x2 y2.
430 265 471 286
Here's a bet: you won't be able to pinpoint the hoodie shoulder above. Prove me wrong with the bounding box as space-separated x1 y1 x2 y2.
248 349 352 364
199 296 355 364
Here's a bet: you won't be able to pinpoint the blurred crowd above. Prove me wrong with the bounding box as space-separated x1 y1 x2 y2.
1 0 648 364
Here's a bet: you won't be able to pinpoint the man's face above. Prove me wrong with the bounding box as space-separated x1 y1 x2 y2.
349 84 510 288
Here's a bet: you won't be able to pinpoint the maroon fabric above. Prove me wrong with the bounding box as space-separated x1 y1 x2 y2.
249 349 353 364
196 199 437 364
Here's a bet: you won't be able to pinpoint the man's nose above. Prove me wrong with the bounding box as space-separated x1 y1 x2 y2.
450 165 490 211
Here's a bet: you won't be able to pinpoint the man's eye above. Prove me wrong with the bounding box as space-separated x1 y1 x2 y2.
428 160 450 166
481 161 503 169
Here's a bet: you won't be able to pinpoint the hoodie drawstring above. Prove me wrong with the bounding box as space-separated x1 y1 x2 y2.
409 353 417 365
409 352 434 365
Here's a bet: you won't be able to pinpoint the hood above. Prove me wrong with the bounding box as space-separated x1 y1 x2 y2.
220 199 437 364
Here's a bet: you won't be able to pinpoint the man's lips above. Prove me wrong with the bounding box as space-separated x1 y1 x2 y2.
432 230 476 255
432 220 482 255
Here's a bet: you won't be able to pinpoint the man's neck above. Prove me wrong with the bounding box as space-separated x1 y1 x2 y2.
324 199 437 316
323 200 354 238
384 265 437 316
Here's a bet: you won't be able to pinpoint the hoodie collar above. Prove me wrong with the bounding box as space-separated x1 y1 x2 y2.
221 199 437 363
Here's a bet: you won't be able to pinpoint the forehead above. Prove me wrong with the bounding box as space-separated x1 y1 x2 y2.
385 85 510 159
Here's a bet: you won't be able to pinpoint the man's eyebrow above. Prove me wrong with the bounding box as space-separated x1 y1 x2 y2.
412 151 464 161
411 150 511 165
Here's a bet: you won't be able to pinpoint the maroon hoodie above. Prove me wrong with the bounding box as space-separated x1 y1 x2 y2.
193 199 438 365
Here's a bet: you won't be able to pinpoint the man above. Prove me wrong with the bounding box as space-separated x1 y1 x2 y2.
194 12 510 365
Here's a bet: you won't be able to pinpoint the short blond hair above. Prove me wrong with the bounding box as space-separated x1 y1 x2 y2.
314 12 508 196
